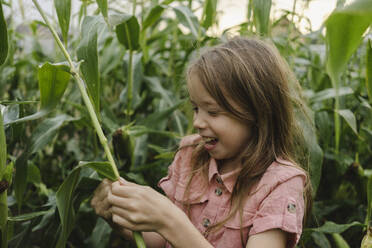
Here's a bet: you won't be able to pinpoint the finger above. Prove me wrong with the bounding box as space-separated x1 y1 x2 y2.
95 179 112 193
111 206 137 222
92 183 111 205
112 213 137 231
111 182 139 198
113 178 137 187
107 193 137 211
118 177 126 185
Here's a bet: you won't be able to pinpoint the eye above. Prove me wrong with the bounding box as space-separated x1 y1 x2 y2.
192 106 199 113
207 110 219 116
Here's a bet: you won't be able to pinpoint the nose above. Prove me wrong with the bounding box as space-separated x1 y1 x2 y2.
193 112 207 130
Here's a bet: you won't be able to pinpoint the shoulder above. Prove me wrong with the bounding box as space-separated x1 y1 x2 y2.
248 159 307 207
260 159 307 189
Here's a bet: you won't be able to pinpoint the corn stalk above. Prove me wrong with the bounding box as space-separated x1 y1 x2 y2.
31 1 145 247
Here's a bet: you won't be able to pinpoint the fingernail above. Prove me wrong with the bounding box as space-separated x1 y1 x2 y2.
119 177 126 184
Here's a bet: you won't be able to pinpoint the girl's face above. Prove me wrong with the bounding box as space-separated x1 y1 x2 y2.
188 74 251 173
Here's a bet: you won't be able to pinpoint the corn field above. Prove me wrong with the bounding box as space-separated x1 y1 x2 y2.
0 0 371 247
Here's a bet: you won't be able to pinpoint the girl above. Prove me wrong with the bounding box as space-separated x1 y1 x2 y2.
91 37 312 248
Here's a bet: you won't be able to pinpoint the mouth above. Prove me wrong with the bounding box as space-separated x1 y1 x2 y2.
202 137 218 150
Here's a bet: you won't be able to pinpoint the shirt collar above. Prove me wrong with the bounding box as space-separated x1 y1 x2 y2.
208 158 241 193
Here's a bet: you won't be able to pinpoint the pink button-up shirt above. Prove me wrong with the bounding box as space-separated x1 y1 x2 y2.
158 134 306 248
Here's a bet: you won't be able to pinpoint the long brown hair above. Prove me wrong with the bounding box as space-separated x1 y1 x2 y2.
183 37 313 236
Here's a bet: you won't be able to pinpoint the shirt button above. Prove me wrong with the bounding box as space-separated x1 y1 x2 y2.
287 203 296 213
202 218 211 227
216 176 223 184
215 187 222 196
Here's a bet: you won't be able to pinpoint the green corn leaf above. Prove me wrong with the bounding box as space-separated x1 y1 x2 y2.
142 5 166 30
78 161 116 181
127 125 179 138
367 39 372 102
38 63 71 111
96 0 108 20
55 163 81 248
0 107 6 179
54 0 71 45
331 233 350 248
77 16 105 115
201 0 217 29
172 6 200 39
29 115 73 154
311 232 331 248
55 161 115 248
14 115 72 209
336 109 358 135
324 0 372 152
140 101 184 127
88 218 111 247
309 221 365 233
144 76 175 106
5 62 71 125
121 52 144 111
0 1 8 65
8 209 54 222
310 87 354 102
114 14 140 51
295 108 323 195
252 0 272 36
325 0 372 83
367 175 372 226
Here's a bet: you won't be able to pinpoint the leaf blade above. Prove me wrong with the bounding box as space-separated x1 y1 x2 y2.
54 0 71 44
77 16 105 115
115 15 140 51
366 39 372 102
172 5 200 39
336 109 358 135
325 0 372 82
0 2 8 65
252 0 272 36
55 161 116 248
96 0 108 20
142 5 165 30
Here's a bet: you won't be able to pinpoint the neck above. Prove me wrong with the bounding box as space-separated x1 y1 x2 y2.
216 158 242 175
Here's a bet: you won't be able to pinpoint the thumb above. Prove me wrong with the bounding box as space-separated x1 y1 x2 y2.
118 177 127 185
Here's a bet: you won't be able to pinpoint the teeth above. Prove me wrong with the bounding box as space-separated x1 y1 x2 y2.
203 137 216 143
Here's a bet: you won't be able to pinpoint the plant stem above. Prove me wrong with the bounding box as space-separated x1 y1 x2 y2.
0 110 8 248
32 2 146 247
31 0 121 179
127 49 134 122
0 192 7 248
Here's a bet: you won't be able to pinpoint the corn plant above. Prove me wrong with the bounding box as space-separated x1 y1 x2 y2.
0 0 371 247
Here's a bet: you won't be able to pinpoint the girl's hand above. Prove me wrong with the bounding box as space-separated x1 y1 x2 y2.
108 178 176 233
109 178 213 248
91 178 113 220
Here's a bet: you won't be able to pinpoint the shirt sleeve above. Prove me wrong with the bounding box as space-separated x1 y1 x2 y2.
249 175 305 248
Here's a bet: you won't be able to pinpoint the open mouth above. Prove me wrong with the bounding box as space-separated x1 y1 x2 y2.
203 137 218 150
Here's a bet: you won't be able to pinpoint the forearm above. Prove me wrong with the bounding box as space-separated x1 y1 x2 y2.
158 207 213 248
